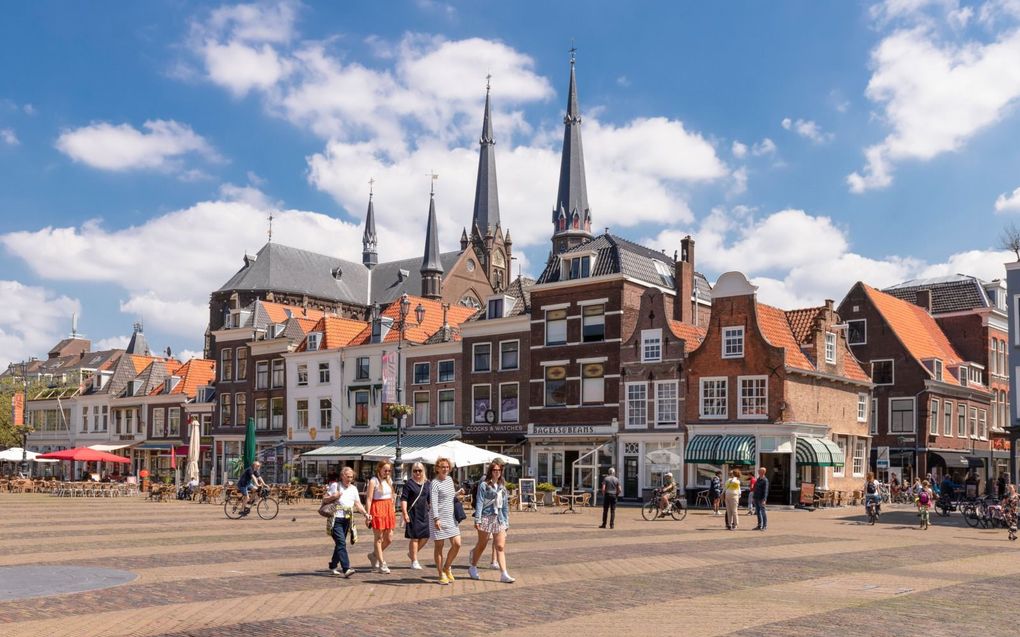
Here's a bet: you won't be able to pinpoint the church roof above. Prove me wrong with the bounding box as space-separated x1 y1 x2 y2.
471 83 501 236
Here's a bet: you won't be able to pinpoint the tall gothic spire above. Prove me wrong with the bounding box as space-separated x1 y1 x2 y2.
471 75 501 236
362 179 378 269
421 178 444 299
551 48 593 254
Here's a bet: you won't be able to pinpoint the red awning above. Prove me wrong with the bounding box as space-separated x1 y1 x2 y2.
37 447 131 463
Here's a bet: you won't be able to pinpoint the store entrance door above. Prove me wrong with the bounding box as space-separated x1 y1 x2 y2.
760 452 790 505
623 457 639 500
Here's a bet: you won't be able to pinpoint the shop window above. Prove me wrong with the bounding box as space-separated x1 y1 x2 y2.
833 437 846 477
500 383 519 423
473 385 492 423
544 366 567 407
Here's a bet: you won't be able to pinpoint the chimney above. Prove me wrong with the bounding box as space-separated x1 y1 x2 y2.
674 235 695 324
915 289 932 314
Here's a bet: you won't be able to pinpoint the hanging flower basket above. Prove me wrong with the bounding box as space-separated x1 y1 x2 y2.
386 403 414 420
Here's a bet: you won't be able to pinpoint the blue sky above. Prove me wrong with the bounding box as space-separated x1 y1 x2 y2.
2 0 1020 368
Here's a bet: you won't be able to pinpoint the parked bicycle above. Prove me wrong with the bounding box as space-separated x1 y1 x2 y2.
642 489 688 521
224 485 279 520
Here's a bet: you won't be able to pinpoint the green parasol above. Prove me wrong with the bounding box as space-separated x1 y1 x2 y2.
243 417 256 470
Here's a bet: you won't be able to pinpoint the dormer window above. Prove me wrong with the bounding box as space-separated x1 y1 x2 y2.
165 376 181 393
486 295 513 319
306 332 321 351
371 317 393 343
824 332 836 364
932 359 943 381
654 260 675 288
958 365 968 387
567 255 591 280
269 323 286 338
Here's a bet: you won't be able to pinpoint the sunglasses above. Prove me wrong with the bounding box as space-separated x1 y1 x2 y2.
412 469 424 473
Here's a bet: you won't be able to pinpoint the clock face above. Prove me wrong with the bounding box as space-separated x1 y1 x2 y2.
493 250 505 267
466 259 475 272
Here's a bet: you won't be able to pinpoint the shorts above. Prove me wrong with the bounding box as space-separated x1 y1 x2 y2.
238 483 253 495
370 499 396 530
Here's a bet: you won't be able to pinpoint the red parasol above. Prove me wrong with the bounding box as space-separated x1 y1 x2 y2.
37 447 131 463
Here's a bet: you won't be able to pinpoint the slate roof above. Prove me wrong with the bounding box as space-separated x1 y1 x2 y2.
369 251 460 305
471 84 501 235
883 275 991 314
469 276 535 321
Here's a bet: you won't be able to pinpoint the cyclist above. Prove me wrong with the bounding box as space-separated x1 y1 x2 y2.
237 460 266 515
658 473 676 515
864 471 882 519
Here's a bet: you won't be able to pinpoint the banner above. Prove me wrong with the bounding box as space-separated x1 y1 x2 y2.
11 393 24 427
381 351 397 404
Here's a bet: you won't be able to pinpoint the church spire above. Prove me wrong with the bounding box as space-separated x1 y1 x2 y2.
552 47 592 254
362 178 378 269
421 175 443 300
471 75 500 237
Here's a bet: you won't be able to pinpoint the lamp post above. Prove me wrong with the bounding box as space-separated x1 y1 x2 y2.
393 293 425 494
7 362 31 477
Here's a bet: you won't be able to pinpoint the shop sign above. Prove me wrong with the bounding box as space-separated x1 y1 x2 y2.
464 424 526 435
528 424 615 437
876 446 890 469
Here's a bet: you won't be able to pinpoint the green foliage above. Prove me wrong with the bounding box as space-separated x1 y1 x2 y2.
536 482 557 492
504 481 517 491
228 457 244 478
0 377 54 448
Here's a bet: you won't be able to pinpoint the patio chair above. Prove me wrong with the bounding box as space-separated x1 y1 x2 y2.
694 489 710 509
579 492 592 507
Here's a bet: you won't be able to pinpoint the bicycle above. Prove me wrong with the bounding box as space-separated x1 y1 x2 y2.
642 489 688 521
865 498 880 525
224 485 279 520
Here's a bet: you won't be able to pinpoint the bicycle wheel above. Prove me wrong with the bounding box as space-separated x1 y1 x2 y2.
257 497 279 520
962 505 980 527
670 501 688 521
224 497 243 519
641 501 659 521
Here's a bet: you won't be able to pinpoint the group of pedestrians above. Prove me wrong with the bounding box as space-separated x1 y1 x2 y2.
320 457 515 585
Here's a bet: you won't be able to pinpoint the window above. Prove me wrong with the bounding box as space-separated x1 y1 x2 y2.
414 392 430 426
929 399 939 436
846 319 866 345
220 348 233 381
700 378 727 418
255 398 268 430
487 297 504 319
738 376 767 418
355 357 370 381
871 399 878 435
959 366 969 387
413 362 430 385
545 309 567 345
567 255 591 279
473 385 491 423
256 361 269 389
296 400 309 429
932 359 943 382
153 408 165 437
722 326 744 358
852 439 866 476
944 401 953 436
979 409 987 438
220 393 232 427
500 341 519 370
582 304 605 342
438 360 455 383
653 260 675 287
354 391 369 426
969 407 978 437
320 399 332 430
871 360 894 385
168 408 180 437
626 383 647 427
857 394 868 422
958 402 966 436
999 340 1006 378
990 339 998 376
544 366 567 407
236 347 248 381
306 332 320 351
500 383 519 423
318 362 330 384
833 437 847 477
642 329 662 362
469 343 490 372
889 398 914 434
992 392 999 430
80 407 88 433
655 381 678 426
296 364 308 386
824 332 836 364
235 394 246 427
271 397 284 429
271 360 284 388
438 390 455 425
581 363 605 404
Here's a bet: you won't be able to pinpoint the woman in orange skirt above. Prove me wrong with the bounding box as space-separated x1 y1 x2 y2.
365 461 396 573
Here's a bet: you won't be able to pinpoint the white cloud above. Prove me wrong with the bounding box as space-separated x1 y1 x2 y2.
752 138 776 156
0 280 80 370
731 140 748 158
781 117 833 143
177 349 204 361
995 186 1020 212
616 75 631 88
55 119 218 173
120 293 209 338
205 1 299 44
0 128 18 145
94 335 129 350
202 41 293 96
730 167 748 195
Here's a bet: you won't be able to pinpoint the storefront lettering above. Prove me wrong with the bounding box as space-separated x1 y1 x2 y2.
529 424 614 436
465 425 525 434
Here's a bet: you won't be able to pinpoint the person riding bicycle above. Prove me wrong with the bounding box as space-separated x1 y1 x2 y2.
237 460 266 515
658 473 676 514
864 472 882 517
940 474 960 501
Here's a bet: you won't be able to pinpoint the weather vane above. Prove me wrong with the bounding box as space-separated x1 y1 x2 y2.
427 170 439 195
569 39 576 63
368 176 375 198
267 212 274 243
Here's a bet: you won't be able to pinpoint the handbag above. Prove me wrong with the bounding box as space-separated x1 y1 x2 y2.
318 501 337 518
453 498 467 524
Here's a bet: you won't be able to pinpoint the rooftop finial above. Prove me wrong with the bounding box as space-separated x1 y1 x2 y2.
368 176 375 198
486 71 492 92
427 170 439 196
267 211 274 243
569 39 576 64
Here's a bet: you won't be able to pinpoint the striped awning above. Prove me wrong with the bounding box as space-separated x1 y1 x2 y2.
716 435 756 465
796 437 845 467
684 435 721 463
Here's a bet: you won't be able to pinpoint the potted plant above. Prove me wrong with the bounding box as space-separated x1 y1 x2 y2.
385 403 414 421
536 481 557 505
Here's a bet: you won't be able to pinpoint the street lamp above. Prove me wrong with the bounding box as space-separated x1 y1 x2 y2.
393 293 425 494
7 362 31 477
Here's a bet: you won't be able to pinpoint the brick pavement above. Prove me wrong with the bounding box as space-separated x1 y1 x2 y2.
1 495 1018 636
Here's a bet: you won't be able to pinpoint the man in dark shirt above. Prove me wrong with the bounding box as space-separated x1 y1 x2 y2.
237 461 265 514
600 468 622 529
752 467 769 531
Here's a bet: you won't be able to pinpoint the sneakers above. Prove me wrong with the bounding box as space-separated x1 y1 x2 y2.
468 565 480 580
330 568 343 576
343 568 355 578
379 562 391 574
445 567 456 582
410 560 423 570
489 562 500 570
438 574 450 585
331 567 356 578
500 572 516 584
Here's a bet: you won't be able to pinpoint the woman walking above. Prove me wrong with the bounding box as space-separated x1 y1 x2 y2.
1001 483 1018 541
323 468 370 578
400 462 431 570
430 457 461 585
365 461 396 573
709 471 722 515
467 459 515 583
724 469 742 530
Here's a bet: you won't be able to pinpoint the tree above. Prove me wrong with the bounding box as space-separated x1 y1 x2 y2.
0 376 58 448
999 222 1020 262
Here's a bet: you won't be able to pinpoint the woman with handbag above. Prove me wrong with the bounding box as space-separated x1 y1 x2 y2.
467 459 514 583
430 457 461 585
400 462 431 570
365 461 396 574
323 468 369 578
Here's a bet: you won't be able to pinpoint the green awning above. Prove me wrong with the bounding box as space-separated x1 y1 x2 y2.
796 437 844 467
685 435 721 463
716 435 756 465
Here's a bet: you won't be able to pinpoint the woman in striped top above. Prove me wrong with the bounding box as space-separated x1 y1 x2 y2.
430 457 461 585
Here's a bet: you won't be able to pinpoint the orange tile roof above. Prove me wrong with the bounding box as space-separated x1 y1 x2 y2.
841 351 872 383
297 316 370 351
261 301 326 324
158 358 216 397
293 317 319 334
667 320 707 353
756 304 815 372
861 284 964 385
784 307 823 344
352 296 479 345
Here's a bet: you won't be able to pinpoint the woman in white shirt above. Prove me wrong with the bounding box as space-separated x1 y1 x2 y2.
365 461 396 574
323 467 370 577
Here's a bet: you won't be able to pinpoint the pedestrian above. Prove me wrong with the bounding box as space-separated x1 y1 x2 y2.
1001 483 1018 541
997 472 1008 499
753 467 769 531
599 467 621 529
724 469 742 530
746 473 757 515
365 461 395 574
709 471 722 515
400 462 431 571
467 459 515 583
430 456 461 585
323 468 370 578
